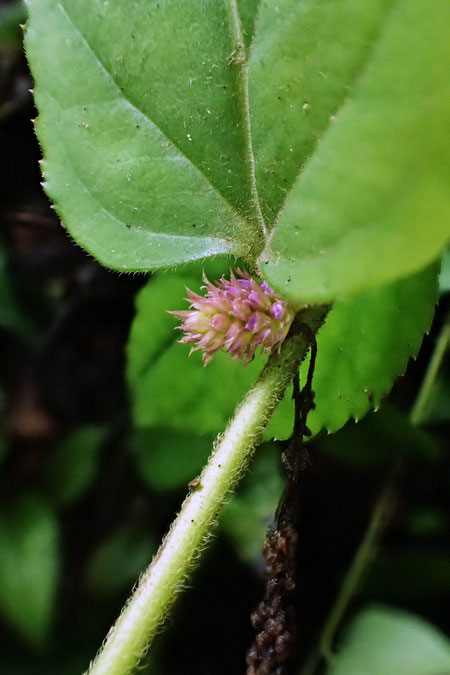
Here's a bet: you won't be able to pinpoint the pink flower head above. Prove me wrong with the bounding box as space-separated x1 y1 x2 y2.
169 269 295 365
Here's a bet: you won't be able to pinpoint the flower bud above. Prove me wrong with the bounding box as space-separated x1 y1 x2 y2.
169 269 295 366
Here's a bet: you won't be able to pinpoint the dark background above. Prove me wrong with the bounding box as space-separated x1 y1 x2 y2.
0 2 449 673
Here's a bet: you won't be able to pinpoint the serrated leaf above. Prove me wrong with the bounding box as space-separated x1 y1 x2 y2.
327 605 450 675
260 0 450 303
0 495 59 647
129 265 437 443
24 0 262 271
266 264 439 440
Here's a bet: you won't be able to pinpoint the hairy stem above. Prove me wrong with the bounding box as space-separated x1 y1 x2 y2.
87 308 326 675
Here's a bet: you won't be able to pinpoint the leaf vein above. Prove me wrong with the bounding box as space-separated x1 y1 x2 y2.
268 0 398 242
56 1 247 233
225 0 267 242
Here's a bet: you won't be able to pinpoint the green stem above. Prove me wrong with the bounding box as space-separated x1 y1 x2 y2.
87 310 326 675
317 466 398 669
409 318 450 427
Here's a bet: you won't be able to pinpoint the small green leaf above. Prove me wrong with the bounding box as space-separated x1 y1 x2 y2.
267 264 438 439
327 605 450 675
0 495 59 647
86 525 155 597
43 427 105 508
261 0 450 303
24 0 263 271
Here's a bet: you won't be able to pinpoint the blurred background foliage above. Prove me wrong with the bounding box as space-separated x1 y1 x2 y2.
0 1 449 673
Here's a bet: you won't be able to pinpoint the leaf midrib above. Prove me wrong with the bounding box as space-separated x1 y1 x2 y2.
264 0 398 244
225 0 267 241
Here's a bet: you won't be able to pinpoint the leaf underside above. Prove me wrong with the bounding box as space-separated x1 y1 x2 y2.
25 0 449 301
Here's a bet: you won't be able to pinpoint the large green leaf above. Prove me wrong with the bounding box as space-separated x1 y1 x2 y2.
327 605 450 675
24 0 261 271
25 0 448 290
267 263 439 439
261 0 449 303
0 495 59 646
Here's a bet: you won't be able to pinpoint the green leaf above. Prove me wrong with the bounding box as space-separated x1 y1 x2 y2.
25 0 448 289
86 525 155 597
260 0 450 303
43 427 105 508
24 0 263 271
266 264 438 439
327 605 450 675
220 442 283 563
132 428 212 493
0 495 59 647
